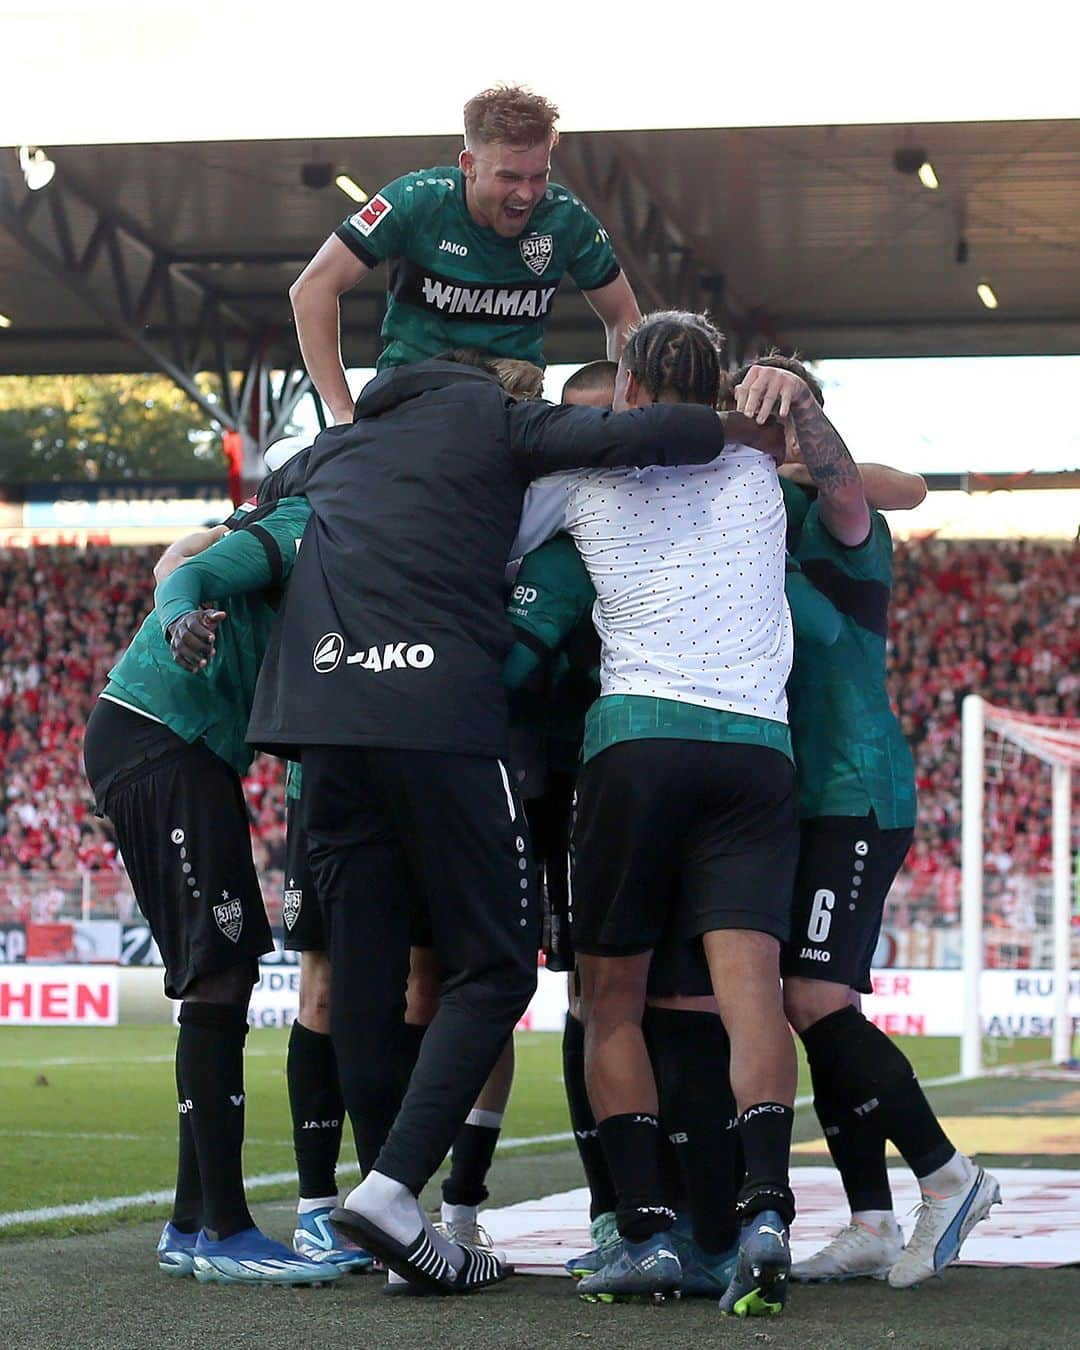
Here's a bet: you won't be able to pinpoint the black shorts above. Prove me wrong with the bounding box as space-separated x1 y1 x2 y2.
84 698 273 999
302 745 540 993
282 791 325 952
572 739 799 957
646 923 714 999
781 813 914 994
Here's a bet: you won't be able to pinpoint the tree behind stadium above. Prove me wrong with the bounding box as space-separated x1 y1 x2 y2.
0 374 224 482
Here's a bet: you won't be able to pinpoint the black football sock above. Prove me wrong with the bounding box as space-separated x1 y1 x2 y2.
644 1006 741 1253
171 1041 201 1234
736 1103 796 1226
801 1006 955 1179
809 1069 893 1213
287 1021 345 1200
562 1013 618 1220
442 1109 503 1207
657 1119 688 1219
177 1001 253 1241
597 1112 676 1242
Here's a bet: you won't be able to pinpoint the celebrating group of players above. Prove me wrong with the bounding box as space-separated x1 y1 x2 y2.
82 85 1000 1314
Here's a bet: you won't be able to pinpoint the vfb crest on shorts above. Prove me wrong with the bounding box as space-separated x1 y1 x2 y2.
282 888 303 932
214 896 244 944
519 234 554 277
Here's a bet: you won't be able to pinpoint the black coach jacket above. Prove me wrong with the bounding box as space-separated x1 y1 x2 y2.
247 360 727 759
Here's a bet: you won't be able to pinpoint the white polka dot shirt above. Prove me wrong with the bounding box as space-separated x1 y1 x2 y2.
513 446 792 723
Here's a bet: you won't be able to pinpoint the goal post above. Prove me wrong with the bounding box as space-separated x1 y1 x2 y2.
960 694 1079 1078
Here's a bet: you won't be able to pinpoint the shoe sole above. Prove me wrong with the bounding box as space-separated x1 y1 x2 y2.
157 1256 195 1277
381 1279 438 1298
294 1249 375 1273
889 1174 1003 1290
721 1257 790 1317
579 1287 679 1305
192 1261 338 1287
790 1267 892 1284
329 1208 510 1296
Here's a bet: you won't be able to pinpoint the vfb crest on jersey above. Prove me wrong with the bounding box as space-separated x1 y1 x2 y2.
214 897 243 944
520 234 554 277
282 888 303 932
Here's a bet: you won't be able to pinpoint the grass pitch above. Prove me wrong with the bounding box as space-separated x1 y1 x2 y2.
1 1026 1076 1349
0 1026 1054 1239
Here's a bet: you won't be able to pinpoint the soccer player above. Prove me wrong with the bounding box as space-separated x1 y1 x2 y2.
731 357 1001 1288
245 350 772 1294
156 451 371 1274
509 528 844 1302
509 312 818 1314
289 84 641 424
82 493 336 1287
277 761 374 1271
513 357 846 1301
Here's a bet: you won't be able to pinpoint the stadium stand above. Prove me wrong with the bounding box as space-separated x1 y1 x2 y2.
1 539 1076 942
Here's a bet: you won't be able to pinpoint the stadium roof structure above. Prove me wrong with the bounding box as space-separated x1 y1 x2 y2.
1 119 1078 450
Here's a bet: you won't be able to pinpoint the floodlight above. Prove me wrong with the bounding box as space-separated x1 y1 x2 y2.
334 174 368 203
18 146 55 191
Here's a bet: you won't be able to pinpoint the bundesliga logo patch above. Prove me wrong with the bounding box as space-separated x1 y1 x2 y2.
349 193 393 237
519 233 553 276
214 898 243 944
282 889 302 931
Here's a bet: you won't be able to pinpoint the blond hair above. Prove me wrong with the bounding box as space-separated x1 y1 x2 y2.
463 85 559 149
491 357 545 401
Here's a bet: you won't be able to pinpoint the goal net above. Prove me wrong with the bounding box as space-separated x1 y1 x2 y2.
961 696 1080 1076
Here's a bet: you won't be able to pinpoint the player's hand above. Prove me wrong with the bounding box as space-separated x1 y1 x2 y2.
329 403 354 427
167 608 227 672
735 365 813 424
720 410 787 464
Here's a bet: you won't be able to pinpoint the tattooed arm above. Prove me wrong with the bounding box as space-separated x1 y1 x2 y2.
735 365 871 546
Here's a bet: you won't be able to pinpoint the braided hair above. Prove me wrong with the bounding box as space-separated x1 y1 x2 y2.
621 310 725 407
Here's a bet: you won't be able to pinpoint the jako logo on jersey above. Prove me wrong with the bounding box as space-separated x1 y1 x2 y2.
346 643 435 671
520 233 554 276
438 238 469 257
799 947 832 963
313 632 344 673
420 276 556 318
349 193 392 236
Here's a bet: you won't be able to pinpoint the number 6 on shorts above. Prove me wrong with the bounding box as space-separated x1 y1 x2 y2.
807 888 835 944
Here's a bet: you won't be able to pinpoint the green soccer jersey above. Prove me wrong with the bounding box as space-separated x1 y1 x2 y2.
504 532 600 768
786 496 916 827
103 497 311 778
335 166 620 369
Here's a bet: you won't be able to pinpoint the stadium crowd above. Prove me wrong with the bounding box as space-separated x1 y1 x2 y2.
0 534 1076 927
